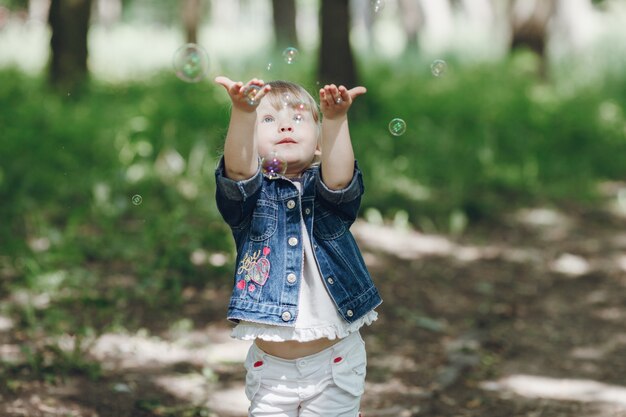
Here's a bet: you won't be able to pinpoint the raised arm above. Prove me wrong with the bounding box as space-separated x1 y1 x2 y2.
215 76 271 181
319 84 367 190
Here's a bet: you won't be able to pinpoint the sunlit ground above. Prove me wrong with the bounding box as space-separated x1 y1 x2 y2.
482 374 626 408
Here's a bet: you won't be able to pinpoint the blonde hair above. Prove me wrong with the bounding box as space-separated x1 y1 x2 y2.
266 81 322 165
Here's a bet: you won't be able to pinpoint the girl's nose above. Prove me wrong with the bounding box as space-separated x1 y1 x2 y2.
280 125 293 132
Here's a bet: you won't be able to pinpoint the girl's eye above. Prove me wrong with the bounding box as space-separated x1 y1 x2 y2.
293 114 304 123
262 116 274 123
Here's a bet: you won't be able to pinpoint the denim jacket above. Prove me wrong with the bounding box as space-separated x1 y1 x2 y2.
215 157 382 327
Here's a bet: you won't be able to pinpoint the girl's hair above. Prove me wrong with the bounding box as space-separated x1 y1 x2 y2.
266 80 322 165
265 81 321 126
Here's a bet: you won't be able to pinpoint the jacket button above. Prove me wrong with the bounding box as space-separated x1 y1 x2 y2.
281 311 292 321
288 237 298 246
287 273 297 283
287 200 296 209
304 208 311 215
346 310 354 317
327 277 334 285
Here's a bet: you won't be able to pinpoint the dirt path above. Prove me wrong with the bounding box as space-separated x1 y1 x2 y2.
354 203 626 417
2 201 626 417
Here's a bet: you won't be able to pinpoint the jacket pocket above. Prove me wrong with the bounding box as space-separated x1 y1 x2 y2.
313 207 347 240
250 199 278 241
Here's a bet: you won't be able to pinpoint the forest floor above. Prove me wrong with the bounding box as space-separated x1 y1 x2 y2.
2 192 626 417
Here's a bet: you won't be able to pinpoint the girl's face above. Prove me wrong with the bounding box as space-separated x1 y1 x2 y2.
255 97 320 177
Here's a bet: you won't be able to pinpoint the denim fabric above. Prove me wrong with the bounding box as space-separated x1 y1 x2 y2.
215 157 382 326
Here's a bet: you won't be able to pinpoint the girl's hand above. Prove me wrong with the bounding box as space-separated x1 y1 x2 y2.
319 84 367 120
214 76 271 112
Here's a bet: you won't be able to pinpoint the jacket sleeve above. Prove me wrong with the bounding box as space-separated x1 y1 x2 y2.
315 161 364 225
214 156 263 229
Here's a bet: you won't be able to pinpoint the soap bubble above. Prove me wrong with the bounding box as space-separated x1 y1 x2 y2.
388 118 407 136
431 59 448 77
282 47 299 64
266 62 273 71
173 43 209 83
372 0 385 13
131 194 143 205
244 85 262 106
281 92 292 108
261 152 288 179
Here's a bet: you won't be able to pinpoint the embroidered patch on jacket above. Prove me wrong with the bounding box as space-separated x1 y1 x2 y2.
237 247 271 288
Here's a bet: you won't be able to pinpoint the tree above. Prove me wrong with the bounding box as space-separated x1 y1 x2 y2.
399 0 423 51
271 0 298 49
182 0 203 44
508 0 557 77
48 0 93 90
318 0 357 87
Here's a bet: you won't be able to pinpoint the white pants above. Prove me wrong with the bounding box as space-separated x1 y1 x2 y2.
244 331 366 417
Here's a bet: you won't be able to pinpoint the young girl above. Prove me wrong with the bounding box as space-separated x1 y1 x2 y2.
214 75 382 417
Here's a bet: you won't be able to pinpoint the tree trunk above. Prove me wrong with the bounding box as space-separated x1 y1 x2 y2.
398 0 423 51
509 0 557 77
48 0 93 91
271 0 298 49
182 0 202 44
318 0 357 87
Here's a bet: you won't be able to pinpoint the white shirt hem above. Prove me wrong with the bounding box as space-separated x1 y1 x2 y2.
231 310 378 342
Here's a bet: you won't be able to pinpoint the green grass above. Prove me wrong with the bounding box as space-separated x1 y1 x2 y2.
354 52 626 229
1 53 625 382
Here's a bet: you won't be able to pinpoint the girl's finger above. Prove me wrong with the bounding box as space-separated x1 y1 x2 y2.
323 86 337 107
230 81 244 95
214 76 234 90
253 84 272 101
336 86 349 104
319 87 329 107
348 86 367 99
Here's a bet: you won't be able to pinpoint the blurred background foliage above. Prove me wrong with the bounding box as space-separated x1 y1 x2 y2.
0 0 625 383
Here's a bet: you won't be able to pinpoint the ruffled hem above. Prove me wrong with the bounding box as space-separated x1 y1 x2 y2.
231 310 378 342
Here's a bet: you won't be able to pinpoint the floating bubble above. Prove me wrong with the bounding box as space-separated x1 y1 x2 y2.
294 114 304 124
261 152 288 179
266 62 272 71
173 43 210 83
281 92 292 108
131 194 143 205
431 59 447 77
388 118 407 136
335 97 343 105
244 85 262 106
372 0 385 13
282 47 299 64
